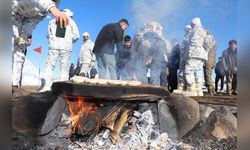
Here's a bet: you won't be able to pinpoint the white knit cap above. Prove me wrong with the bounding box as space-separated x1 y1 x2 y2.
191 17 202 26
82 32 90 37
185 25 192 30
63 9 73 17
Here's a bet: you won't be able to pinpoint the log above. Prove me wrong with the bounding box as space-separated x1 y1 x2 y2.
191 95 237 106
51 81 170 101
73 100 125 137
109 108 132 144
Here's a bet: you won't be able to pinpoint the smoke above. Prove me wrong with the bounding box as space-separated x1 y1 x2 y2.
121 0 236 84
130 0 187 32
129 0 235 44
121 21 168 85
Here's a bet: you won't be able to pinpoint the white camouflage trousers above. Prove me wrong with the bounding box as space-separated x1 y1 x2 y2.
80 61 96 76
12 15 39 86
12 47 26 86
44 49 72 86
185 58 204 87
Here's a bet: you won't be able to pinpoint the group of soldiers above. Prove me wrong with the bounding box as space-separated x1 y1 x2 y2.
168 19 237 96
12 0 237 97
165 18 217 96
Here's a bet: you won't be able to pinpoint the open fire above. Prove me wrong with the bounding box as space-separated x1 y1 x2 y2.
64 93 133 144
51 81 199 145
12 80 237 149
64 96 99 137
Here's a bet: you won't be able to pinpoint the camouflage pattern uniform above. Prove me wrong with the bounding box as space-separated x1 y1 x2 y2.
185 25 207 96
132 22 167 85
44 18 80 86
12 0 59 86
177 28 192 90
79 39 95 76
203 31 216 95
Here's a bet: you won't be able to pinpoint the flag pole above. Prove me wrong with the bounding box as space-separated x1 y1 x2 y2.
39 48 41 87
33 46 42 87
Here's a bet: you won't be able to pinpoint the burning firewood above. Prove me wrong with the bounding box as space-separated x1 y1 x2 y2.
104 110 120 130
109 108 132 144
52 81 201 143
64 94 127 141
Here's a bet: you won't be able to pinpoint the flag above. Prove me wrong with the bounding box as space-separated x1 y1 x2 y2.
34 46 42 54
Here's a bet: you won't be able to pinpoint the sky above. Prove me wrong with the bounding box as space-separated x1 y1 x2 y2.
26 0 237 78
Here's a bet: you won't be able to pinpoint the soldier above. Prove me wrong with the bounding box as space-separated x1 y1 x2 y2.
132 21 167 85
78 32 96 77
185 17 208 96
173 25 192 94
40 9 80 92
12 0 69 90
203 30 217 95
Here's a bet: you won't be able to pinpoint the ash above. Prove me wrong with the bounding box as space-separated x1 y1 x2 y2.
68 103 179 150
26 103 180 150
12 103 237 150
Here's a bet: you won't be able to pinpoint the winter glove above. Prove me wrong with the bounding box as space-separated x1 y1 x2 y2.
188 53 193 59
15 37 26 47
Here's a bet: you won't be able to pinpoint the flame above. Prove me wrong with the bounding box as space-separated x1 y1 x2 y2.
64 95 99 133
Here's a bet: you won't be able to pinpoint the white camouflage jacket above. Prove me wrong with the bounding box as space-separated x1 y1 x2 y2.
79 40 95 64
48 18 80 50
12 0 58 18
181 31 192 61
188 26 208 60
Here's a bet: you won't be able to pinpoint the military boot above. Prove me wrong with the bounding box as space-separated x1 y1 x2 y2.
207 87 214 96
227 90 232 96
183 84 198 96
196 84 204 96
173 85 184 94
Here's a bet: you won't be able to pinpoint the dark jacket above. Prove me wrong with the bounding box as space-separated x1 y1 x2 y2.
221 48 237 75
168 44 180 69
115 45 131 69
69 64 75 78
215 59 226 76
93 23 124 54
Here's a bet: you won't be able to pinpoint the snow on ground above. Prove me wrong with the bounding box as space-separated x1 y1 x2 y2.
21 59 41 86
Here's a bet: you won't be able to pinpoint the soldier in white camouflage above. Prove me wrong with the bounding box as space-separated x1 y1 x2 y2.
184 17 208 96
173 25 192 94
79 32 96 77
131 21 167 85
12 0 69 89
40 9 80 92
